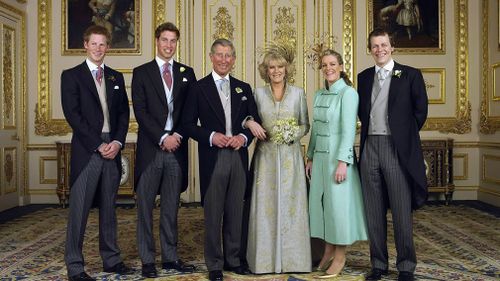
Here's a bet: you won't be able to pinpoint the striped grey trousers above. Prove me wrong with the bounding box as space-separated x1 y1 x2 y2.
203 149 246 271
65 133 122 276
360 135 417 273
136 150 182 264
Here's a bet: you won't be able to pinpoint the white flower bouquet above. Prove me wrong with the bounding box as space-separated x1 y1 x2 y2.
270 117 299 145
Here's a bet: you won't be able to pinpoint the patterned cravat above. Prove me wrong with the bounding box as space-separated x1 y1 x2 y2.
96 66 103 85
162 63 173 90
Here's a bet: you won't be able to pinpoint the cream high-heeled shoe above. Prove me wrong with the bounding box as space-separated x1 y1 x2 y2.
315 259 345 279
315 257 334 272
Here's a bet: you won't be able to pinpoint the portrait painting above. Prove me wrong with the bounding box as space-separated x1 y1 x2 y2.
63 0 140 55
368 0 444 53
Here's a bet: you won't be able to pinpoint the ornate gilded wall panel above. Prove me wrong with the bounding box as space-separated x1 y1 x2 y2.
342 0 355 83
202 0 245 78
0 1 25 199
262 0 305 87
3 147 17 194
480 0 500 134
423 0 471 133
2 25 15 129
36 0 70 136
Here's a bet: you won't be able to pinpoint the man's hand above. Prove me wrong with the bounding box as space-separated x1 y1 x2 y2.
226 135 245 150
162 134 181 152
100 142 121 160
212 132 230 148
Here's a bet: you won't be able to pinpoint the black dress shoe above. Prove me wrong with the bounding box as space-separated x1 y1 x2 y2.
208 270 223 281
68 272 96 281
104 262 133 275
225 265 251 275
141 263 157 278
365 268 389 280
162 259 195 273
398 271 415 281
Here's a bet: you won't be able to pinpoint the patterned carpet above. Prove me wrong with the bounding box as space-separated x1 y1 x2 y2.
0 204 498 281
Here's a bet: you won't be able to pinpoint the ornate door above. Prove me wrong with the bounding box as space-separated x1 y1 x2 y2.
0 4 25 212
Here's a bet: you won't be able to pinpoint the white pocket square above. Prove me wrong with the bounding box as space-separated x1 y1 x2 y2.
114 85 119 90
182 77 188 82
241 96 248 101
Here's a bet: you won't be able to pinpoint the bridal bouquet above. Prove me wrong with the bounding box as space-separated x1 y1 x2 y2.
270 117 299 145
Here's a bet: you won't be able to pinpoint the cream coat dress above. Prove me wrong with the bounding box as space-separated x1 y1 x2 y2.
247 85 312 273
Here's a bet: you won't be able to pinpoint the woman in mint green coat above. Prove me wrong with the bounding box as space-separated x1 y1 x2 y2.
305 49 368 278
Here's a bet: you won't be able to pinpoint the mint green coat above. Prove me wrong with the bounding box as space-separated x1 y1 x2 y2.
306 78 368 245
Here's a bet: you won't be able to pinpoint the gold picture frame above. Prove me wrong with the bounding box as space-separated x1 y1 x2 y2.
367 0 445 54
62 0 141 55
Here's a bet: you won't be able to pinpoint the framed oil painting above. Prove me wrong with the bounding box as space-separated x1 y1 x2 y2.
62 0 140 55
368 0 444 54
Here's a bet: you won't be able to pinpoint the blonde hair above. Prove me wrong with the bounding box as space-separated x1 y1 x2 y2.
258 51 295 83
319 49 353 87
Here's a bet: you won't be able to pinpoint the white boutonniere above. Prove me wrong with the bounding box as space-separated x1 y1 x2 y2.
114 85 119 90
241 96 247 101
235 87 243 94
393 70 402 78
182 77 188 82
180 66 185 73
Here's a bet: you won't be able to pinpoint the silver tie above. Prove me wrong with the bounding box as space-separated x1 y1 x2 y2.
377 68 389 87
220 78 230 98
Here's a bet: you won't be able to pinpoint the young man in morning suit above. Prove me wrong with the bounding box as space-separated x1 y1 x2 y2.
131 22 197 278
183 38 260 281
61 25 131 281
357 28 428 281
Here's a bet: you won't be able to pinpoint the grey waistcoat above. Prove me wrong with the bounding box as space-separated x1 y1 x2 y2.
368 72 392 135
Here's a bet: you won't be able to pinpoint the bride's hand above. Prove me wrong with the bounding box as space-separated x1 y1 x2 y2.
246 120 267 140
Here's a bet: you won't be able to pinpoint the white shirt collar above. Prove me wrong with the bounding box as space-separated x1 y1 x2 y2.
86 58 105 72
375 59 394 74
155 56 174 70
212 71 229 83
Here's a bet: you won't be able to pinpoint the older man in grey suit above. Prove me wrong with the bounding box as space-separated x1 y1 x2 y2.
183 39 260 281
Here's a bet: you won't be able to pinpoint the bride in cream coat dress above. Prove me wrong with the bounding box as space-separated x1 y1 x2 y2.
245 45 311 274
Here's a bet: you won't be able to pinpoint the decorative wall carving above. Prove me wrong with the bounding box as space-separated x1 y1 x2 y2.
36 0 71 136
272 6 296 83
212 7 234 41
2 25 15 129
343 0 355 81
3 147 17 194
